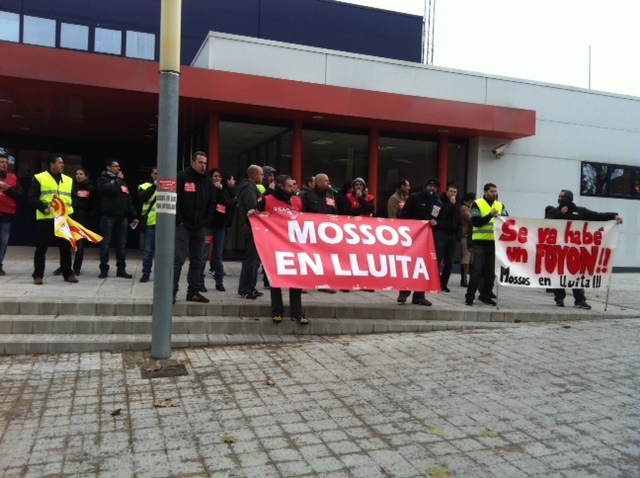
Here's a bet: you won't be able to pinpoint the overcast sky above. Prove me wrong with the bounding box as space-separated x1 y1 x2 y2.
340 0 640 98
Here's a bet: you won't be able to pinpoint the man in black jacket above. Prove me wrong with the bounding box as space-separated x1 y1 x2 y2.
97 159 138 279
237 164 264 299
397 177 443 306
173 151 215 303
301 173 338 214
465 183 507 306
436 182 461 292
545 189 623 309
301 173 339 293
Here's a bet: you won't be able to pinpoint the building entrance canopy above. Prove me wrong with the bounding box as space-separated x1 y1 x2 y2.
0 41 535 146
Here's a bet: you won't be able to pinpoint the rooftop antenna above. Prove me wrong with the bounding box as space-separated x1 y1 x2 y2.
588 45 592 89
422 0 436 64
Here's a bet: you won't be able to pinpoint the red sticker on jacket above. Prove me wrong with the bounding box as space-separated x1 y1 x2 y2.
184 182 196 192
77 190 91 198
216 204 227 214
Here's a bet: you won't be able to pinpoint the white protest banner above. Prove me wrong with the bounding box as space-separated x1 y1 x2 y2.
494 216 619 289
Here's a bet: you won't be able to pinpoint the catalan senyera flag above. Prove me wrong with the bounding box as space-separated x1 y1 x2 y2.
51 196 103 250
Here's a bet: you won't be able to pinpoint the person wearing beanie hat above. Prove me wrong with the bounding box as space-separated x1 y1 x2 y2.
545 189 623 309
0 149 24 275
338 177 375 217
260 166 277 195
426 177 441 188
396 177 445 306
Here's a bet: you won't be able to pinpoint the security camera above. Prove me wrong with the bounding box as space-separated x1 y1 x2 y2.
491 144 506 157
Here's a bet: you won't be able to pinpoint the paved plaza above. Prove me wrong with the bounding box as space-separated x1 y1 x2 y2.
2 318 639 478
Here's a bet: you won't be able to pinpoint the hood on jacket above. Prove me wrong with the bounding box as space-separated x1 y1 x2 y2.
558 189 574 207
263 166 277 181
352 177 367 189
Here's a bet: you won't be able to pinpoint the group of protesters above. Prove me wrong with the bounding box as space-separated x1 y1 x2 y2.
0 150 238 305
0 148 624 318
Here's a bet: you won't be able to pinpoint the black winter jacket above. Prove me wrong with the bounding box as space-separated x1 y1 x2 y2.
437 193 461 239
301 187 338 214
96 171 137 219
545 203 617 222
210 183 236 228
176 166 215 230
399 190 443 222
72 180 97 225
237 179 260 235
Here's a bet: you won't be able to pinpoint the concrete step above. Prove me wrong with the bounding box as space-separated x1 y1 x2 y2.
0 299 617 322
0 319 516 354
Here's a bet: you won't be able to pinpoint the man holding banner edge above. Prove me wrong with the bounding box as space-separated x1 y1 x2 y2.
257 174 307 325
545 189 623 309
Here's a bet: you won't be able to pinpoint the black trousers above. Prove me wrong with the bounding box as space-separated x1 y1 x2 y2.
465 242 495 301
553 288 587 304
270 288 303 318
33 219 73 279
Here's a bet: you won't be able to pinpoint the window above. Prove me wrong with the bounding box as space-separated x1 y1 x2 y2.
376 133 439 216
23 15 56 47
303 127 369 195
95 27 122 55
0 11 20 42
60 23 89 51
126 30 155 60
581 161 639 200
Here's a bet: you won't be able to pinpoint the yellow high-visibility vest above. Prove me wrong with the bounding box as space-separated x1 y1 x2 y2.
138 182 157 226
34 172 73 220
471 197 504 241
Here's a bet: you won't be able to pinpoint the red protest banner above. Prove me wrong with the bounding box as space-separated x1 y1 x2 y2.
250 212 441 292
494 216 619 289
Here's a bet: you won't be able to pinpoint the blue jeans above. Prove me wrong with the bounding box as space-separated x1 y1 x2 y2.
142 226 156 276
238 234 261 295
99 215 128 273
0 220 11 268
174 225 205 296
201 226 226 285
72 239 85 274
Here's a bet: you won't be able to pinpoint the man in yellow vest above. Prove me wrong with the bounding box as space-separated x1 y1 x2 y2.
27 155 78 285
465 182 507 306
138 166 157 283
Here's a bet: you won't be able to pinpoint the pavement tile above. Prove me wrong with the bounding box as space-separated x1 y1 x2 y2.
1 318 639 477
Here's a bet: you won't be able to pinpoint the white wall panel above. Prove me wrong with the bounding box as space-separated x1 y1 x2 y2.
513 120 640 165
200 34 327 84
325 55 488 104
486 78 640 131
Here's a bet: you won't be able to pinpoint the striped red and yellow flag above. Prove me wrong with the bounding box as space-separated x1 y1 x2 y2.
51 196 103 250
